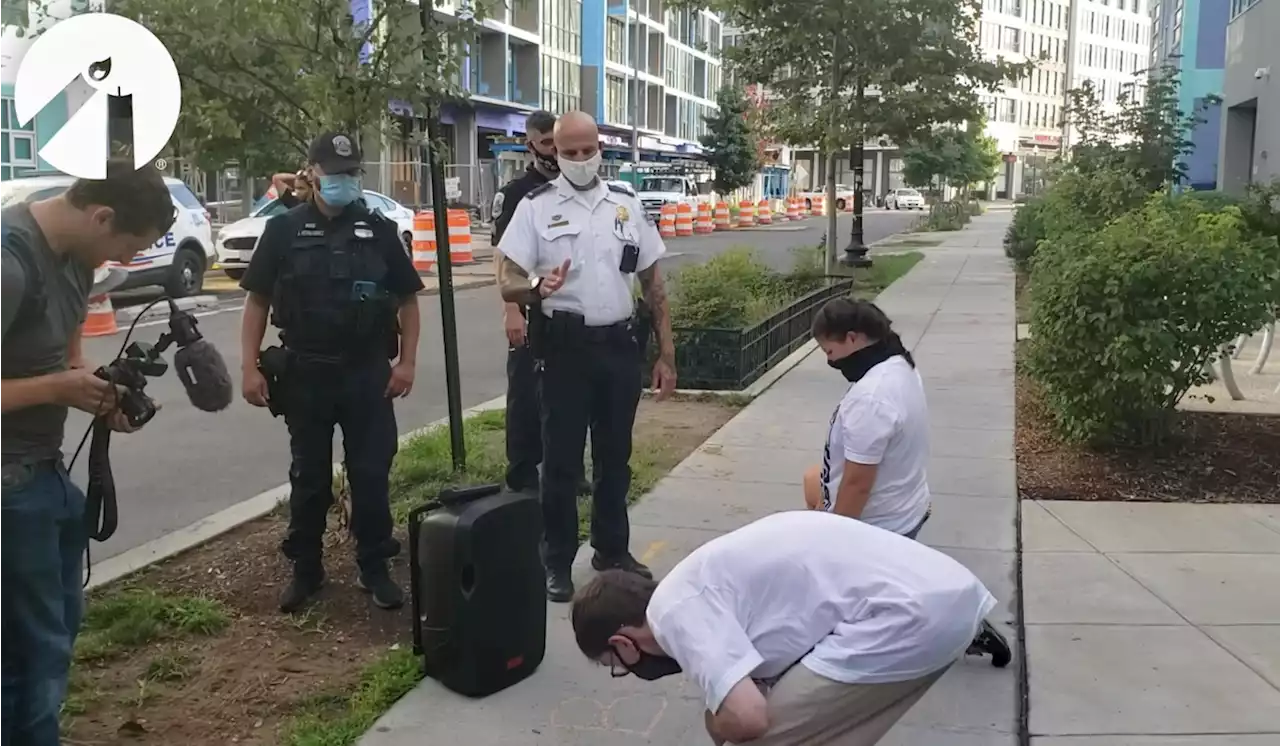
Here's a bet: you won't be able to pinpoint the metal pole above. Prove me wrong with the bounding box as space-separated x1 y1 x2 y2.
628 3 640 165
841 79 872 268
420 0 466 470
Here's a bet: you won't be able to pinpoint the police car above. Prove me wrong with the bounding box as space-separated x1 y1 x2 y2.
214 190 415 280
0 174 216 298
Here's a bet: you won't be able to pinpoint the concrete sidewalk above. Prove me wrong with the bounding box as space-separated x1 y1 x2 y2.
1023 501 1280 744
359 212 1020 746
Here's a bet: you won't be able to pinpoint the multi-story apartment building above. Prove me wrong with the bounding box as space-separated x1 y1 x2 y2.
1218 0 1278 192
1149 0 1230 189
370 0 725 210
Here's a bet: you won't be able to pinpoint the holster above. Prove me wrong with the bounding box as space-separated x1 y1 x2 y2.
258 345 292 418
526 301 548 361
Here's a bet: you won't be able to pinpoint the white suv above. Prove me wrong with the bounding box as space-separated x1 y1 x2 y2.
886 188 925 210
0 174 216 297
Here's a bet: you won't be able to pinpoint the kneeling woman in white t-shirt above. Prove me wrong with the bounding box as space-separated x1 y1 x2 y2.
802 297 1010 666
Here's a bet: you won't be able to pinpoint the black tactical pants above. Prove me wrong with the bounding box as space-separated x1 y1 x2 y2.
280 355 399 573
505 343 542 492
538 324 642 571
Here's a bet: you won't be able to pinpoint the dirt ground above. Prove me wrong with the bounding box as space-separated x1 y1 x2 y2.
1015 371 1280 503
62 397 740 746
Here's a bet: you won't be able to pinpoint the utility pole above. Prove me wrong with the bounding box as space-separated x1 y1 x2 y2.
627 2 640 165
419 0 466 469
841 78 872 268
825 34 840 273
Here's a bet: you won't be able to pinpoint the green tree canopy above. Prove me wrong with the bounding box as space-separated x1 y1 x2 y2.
902 118 1000 190
699 85 762 194
110 0 484 174
681 0 1028 154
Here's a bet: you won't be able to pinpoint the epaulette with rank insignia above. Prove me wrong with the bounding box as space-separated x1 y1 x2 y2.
526 182 555 200
606 181 636 197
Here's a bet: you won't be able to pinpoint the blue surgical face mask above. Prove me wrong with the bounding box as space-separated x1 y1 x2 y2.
317 174 362 208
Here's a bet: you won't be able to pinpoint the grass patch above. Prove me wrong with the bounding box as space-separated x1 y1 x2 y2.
850 252 923 299
75 589 230 663
882 237 942 249
280 647 430 746
144 651 195 682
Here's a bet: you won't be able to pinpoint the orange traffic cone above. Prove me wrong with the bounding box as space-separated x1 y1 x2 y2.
82 294 119 337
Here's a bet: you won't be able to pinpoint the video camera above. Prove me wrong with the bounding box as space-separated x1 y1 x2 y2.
95 340 167 428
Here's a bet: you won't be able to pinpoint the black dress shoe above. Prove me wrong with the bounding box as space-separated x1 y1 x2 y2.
546 567 574 603
965 619 1013 668
279 565 326 614
591 552 653 580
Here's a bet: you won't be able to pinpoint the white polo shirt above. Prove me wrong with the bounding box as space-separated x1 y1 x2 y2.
497 176 666 326
647 511 995 714
820 355 931 535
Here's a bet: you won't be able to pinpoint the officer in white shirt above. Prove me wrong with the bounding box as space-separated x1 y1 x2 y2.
571 510 999 746
497 110 678 603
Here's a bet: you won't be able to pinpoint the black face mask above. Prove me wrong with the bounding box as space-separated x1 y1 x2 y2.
529 142 559 174
611 643 683 681
828 337 911 383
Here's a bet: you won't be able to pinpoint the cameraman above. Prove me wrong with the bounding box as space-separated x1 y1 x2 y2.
1 159 175 745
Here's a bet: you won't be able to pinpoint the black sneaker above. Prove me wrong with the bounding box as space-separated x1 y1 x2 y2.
546 567 574 603
279 566 326 614
966 619 1012 668
591 552 653 580
357 565 405 610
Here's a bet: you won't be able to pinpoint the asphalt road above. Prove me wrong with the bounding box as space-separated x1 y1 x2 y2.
72 211 918 560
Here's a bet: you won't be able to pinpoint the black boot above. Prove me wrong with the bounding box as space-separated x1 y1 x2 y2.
592 552 653 580
546 566 574 603
966 619 1012 668
279 563 326 614
357 562 405 610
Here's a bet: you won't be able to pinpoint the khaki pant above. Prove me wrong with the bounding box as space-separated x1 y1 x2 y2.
742 662 951 746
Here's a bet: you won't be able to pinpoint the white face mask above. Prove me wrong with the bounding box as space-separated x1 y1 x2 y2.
558 153 602 187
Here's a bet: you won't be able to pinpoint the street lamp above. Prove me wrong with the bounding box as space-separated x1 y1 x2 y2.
840 141 873 268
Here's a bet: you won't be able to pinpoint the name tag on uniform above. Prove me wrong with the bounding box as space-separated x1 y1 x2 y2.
547 220 570 229
354 228 374 239
299 228 325 237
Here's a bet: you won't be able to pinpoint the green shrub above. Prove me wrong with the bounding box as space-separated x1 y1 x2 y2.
1038 166 1148 243
1027 193 1280 446
669 249 782 327
923 201 969 231
1004 199 1048 269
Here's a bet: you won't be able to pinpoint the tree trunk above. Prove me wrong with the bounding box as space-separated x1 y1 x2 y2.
826 152 839 273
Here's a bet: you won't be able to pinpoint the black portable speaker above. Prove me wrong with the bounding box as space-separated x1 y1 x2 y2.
408 484 546 697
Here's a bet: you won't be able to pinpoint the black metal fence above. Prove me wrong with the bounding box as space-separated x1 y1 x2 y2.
660 279 856 390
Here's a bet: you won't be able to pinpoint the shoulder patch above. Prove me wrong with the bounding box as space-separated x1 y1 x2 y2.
491 191 505 219
607 181 636 197
526 182 555 199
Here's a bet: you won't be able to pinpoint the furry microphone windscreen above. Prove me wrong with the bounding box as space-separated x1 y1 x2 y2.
173 339 234 412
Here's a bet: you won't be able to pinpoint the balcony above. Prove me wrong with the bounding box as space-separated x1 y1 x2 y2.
509 38 540 107
470 28 508 99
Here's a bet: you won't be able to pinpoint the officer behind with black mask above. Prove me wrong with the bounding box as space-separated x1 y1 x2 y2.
492 110 557 493
239 132 425 614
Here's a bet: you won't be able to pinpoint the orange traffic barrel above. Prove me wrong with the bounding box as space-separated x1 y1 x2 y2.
659 203 677 238
694 201 714 234
737 199 756 228
446 208 473 264
757 199 773 225
713 201 732 230
786 199 801 221
411 212 437 272
82 294 119 337
810 195 825 216
675 202 694 237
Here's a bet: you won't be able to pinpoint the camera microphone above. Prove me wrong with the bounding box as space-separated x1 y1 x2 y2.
166 301 233 413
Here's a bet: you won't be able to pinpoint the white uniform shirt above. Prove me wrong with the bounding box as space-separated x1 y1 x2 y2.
647 511 996 714
497 176 666 326
820 356 932 535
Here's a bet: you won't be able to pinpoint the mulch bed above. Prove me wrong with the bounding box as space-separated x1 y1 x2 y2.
1015 371 1280 503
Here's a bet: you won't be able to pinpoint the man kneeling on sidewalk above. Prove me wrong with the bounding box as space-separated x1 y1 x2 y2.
571 511 998 745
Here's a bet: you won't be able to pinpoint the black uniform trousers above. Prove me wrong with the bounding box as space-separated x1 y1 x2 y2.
505 341 542 492
280 354 399 572
538 322 642 571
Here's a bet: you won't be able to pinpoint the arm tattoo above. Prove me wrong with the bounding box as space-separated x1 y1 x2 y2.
639 264 675 360
498 254 538 305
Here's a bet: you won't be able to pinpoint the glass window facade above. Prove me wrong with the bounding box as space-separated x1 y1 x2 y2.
1 97 38 181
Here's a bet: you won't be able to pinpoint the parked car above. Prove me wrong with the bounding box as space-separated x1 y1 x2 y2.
885 187 925 210
215 190 415 280
0 174 216 298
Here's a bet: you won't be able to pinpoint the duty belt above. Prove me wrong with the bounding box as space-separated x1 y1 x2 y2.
582 318 635 344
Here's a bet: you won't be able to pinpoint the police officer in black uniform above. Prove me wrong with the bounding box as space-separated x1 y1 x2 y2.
492 110 557 493
239 132 425 614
